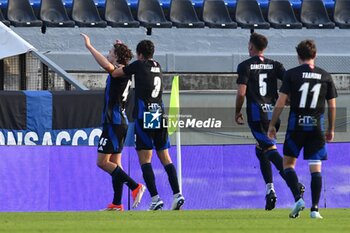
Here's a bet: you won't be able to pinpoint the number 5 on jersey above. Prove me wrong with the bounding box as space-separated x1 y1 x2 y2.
259 74 267 96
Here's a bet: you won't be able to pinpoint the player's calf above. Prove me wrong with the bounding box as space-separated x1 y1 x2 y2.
298 182 306 198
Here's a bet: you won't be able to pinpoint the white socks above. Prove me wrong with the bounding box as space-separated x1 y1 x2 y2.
266 183 275 195
151 195 160 202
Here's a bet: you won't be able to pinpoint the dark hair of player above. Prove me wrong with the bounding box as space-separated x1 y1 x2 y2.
296 40 317 60
113 43 133 66
249 33 268 51
136 40 155 59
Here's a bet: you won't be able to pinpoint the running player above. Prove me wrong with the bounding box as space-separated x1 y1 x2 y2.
106 40 185 210
81 34 145 211
268 39 337 218
235 32 304 210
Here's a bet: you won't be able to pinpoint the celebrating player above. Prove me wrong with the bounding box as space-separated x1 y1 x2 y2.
235 32 304 210
106 40 185 210
268 40 337 218
81 34 145 211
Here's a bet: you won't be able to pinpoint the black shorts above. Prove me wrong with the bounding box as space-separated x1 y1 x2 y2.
248 120 280 150
134 119 170 151
97 123 128 154
283 130 327 160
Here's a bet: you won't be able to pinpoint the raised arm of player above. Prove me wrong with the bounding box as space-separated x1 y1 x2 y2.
326 98 336 142
268 93 288 139
80 34 116 73
111 67 126 78
235 84 246 125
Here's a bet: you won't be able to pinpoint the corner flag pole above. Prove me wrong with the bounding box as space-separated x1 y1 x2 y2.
168 76 182 193
176 125 182 193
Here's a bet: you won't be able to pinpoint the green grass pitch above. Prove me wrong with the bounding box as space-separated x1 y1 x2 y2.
0 209 349 233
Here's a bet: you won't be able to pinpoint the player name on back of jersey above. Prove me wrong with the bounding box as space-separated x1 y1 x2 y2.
250 64 273 70
302 72 322 80
151 67 160 73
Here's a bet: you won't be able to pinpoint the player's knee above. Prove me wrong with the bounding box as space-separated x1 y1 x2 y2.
162 158 172 166
283 156 296 169
138 154 152 165
255 146 263 159
96 159 107 169
263 145 277 154
157 151 172 165
309 160 322 173
159 156 172 166
263 147 278 161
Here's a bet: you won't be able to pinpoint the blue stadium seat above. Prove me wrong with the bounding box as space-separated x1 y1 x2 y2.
300 0 335 28
333 0 350 28
7 0 43 26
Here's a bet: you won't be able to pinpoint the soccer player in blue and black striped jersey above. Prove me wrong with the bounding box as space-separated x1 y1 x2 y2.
235 32 304 210
110 40 185 211
81 34 145 211
268 40 337 219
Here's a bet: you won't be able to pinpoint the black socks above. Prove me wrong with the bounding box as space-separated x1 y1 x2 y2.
141 163 158 197
164 163 180 195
